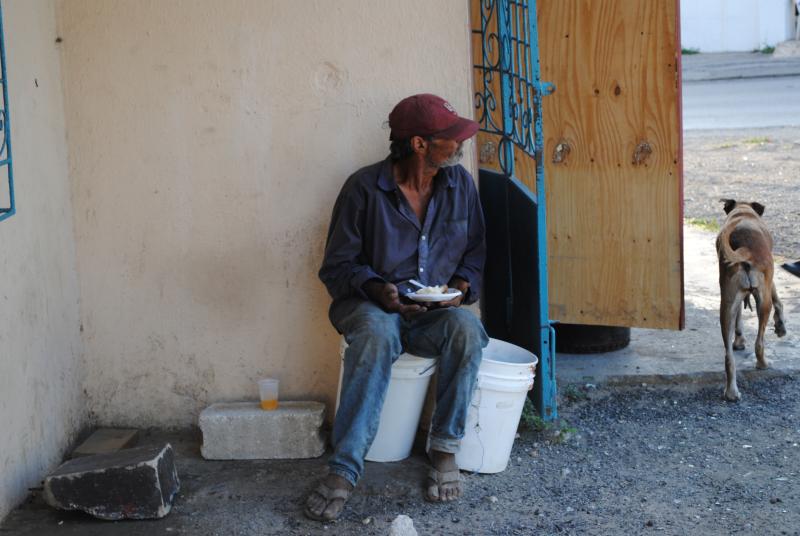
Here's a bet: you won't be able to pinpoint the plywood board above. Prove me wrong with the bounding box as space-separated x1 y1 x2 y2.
538 0 683 329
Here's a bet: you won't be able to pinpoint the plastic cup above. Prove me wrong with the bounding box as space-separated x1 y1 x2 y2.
258 378 279 410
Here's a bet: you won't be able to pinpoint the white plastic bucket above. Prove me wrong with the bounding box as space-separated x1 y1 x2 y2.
455 338 537 474
365 354 436 462
336 341 437 462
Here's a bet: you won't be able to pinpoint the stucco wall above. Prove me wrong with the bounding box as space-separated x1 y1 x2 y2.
0 0 84 521
681 0 795 52
57 0 474 427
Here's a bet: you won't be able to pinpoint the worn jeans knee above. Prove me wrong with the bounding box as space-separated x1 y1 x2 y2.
406 307 488 453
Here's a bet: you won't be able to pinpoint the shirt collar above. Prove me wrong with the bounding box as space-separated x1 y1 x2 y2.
377 158 396 192
377 157 457 191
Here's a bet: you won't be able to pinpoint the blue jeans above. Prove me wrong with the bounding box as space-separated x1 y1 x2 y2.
328 298 489 487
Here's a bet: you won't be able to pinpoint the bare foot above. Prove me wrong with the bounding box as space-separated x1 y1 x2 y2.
304 473 353 522
426 450 464 502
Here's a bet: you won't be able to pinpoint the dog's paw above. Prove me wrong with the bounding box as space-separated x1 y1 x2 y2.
775 322 787 338
723 387 741 402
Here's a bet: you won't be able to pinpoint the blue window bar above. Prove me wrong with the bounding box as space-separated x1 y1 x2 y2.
473 0 557 420
0 1 14 223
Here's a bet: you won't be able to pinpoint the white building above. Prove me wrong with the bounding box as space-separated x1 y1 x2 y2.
681 0 798 52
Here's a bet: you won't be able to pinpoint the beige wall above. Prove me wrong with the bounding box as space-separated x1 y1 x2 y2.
0 0 85 521
57 0 475 427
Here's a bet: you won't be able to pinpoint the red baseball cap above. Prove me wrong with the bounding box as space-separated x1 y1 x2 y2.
388 93 479 142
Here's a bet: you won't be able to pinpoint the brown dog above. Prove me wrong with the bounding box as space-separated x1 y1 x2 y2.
716 199 787 401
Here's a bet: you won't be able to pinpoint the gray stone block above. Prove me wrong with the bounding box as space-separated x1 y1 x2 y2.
199 401 326 460
71 428 140 458
43 444 179 520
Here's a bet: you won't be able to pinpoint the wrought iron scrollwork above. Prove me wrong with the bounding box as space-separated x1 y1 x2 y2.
0 109 8 160
473 0 544 177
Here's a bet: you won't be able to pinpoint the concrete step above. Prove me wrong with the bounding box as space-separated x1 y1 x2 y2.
199 401 326 460
71 428 139 458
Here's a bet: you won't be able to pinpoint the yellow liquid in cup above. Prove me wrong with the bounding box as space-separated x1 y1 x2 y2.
260 399 278 410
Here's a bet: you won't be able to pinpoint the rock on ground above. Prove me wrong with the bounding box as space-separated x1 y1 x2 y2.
43 443 179 520
389 514 418 536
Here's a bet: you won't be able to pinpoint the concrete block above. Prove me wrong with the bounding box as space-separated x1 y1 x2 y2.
43 444 179 520
199 401 326 460
71 428 139 458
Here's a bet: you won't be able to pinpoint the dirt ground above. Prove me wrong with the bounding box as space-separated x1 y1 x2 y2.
3 129 800 536
683 126 800 260
4 374 799 536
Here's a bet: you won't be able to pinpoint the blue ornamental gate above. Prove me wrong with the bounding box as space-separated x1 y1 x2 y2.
472 0 557 420
0 1 14 223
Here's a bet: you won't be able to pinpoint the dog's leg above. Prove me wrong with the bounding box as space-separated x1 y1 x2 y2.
733 301 746 351
720 288 743 401
772 281 787 338
753 289 773 370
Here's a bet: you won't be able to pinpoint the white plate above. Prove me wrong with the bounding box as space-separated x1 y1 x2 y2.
406 288 462 303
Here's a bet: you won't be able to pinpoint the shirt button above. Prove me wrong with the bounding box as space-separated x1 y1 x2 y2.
419 267 425 273
421 235 426 240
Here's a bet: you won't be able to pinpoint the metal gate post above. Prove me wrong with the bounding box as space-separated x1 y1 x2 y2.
474 0 557 420
529 0 557 420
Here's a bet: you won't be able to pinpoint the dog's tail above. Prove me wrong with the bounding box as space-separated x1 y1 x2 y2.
716 227 753 268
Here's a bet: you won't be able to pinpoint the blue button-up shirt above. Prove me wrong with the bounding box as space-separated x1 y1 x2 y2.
319 157 486 306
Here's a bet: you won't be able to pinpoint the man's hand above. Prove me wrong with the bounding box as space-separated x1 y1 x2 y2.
428 277 470 309
363 280 427 319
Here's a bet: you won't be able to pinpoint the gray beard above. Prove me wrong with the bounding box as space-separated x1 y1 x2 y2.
440 147 464 167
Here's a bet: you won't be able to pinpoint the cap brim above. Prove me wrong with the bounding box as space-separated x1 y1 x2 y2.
434 116 480 142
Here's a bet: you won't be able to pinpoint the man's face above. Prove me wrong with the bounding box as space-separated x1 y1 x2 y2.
424 137 464 168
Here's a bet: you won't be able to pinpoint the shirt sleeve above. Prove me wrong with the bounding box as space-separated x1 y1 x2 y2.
318 180 384 301
452 175 486 305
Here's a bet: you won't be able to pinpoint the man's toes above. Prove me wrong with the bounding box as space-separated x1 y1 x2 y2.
444 482 461 501
441 487 452 502
306 493 322 512
426 483 440 502
322 499 343 520
309 494 329 516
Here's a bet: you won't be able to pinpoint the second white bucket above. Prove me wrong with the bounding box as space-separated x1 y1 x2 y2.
455 338 537 474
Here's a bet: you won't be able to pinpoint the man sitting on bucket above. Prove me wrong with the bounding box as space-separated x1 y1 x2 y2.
306 94 489 521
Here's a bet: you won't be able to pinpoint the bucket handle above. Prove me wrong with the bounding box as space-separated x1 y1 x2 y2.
418 360 438 376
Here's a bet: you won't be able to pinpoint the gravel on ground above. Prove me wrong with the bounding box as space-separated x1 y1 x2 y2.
683 126 800 260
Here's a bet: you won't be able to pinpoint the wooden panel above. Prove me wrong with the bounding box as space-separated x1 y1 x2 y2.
538 0 683 329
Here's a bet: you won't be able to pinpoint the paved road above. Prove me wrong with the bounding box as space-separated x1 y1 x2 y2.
682 75 800 130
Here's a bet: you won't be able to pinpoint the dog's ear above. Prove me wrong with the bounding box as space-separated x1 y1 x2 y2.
720 198 736 214
749 202 765 217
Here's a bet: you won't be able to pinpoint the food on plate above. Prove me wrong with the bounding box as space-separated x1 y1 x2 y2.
415 284 449 295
